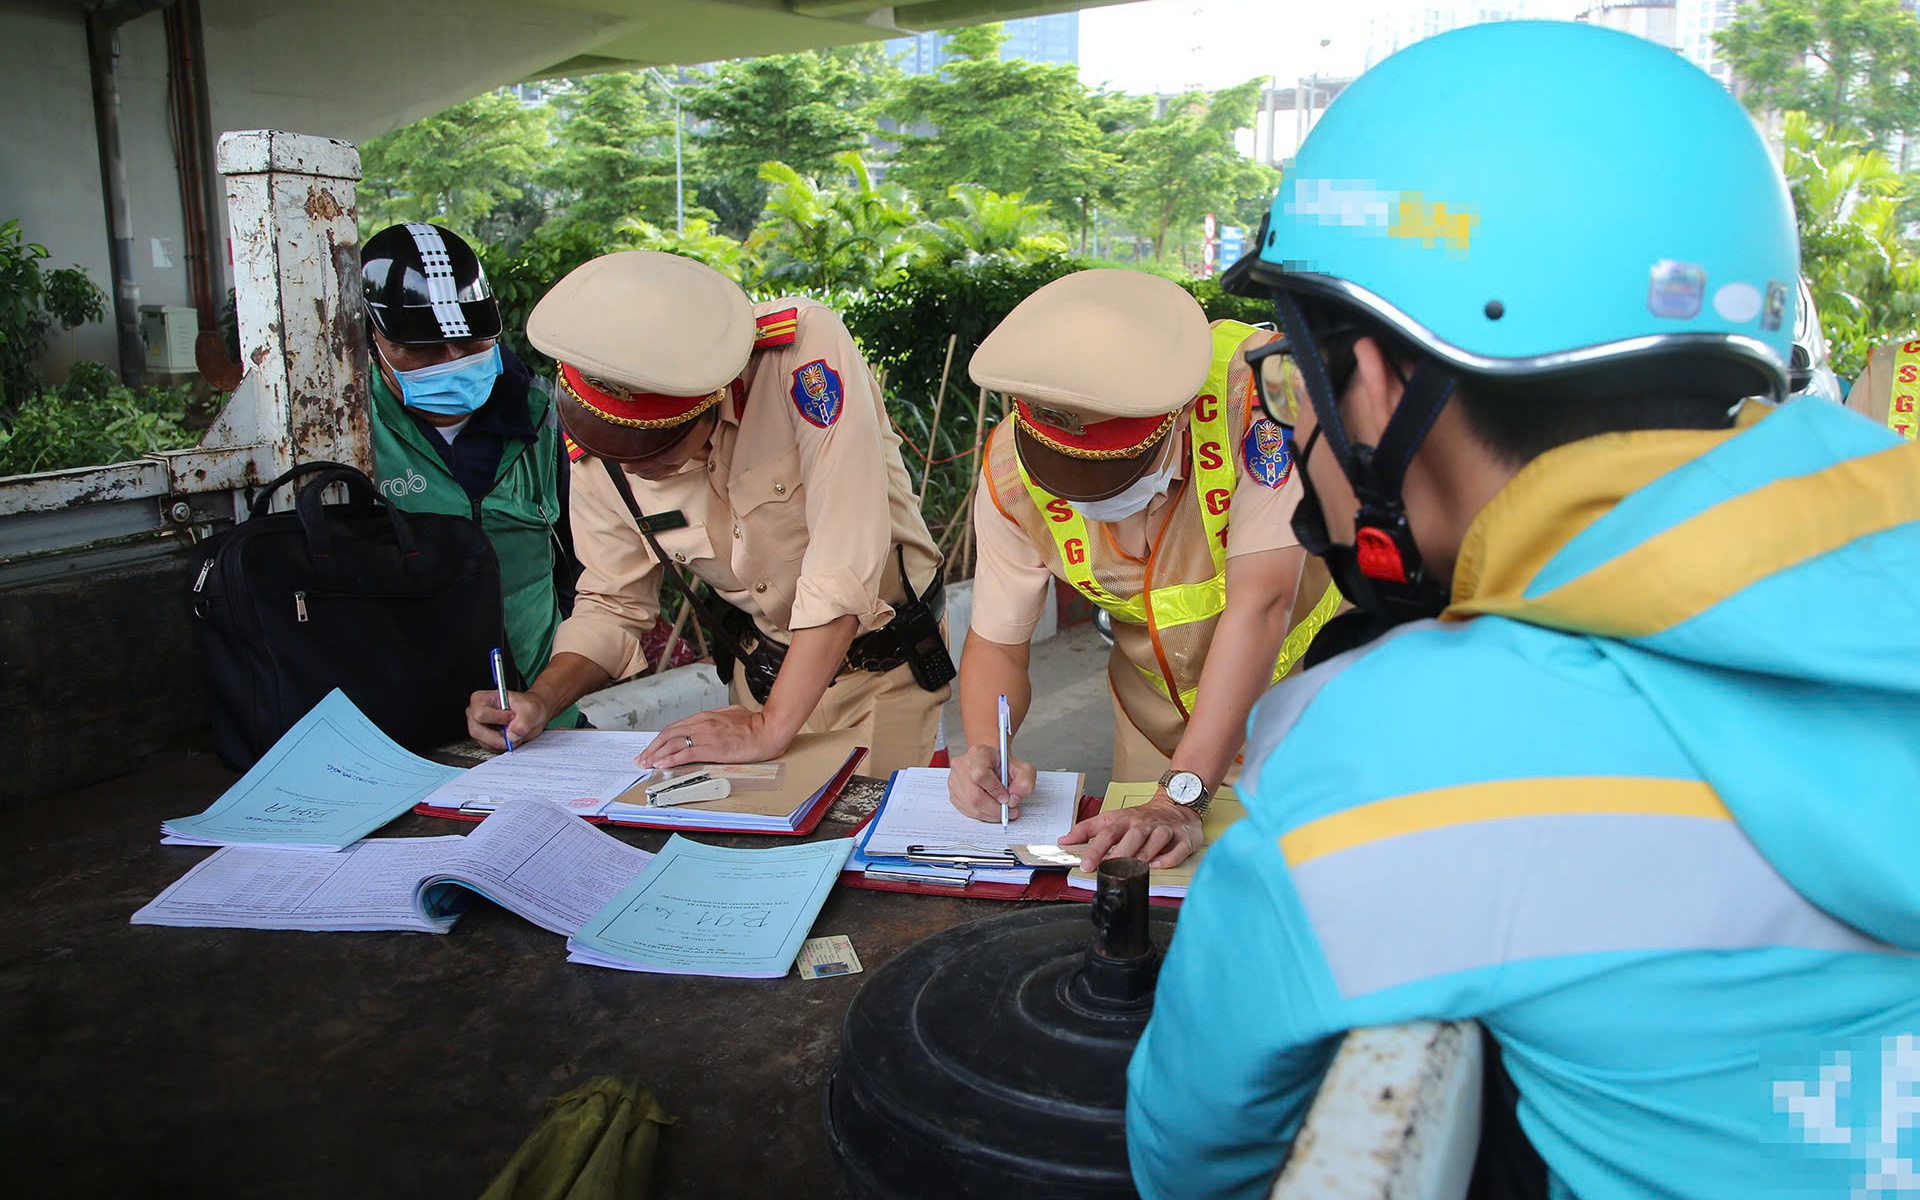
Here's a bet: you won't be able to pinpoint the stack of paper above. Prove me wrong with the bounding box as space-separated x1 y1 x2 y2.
162 689 461 850
417 730 659 818
1064 782 1247 899
852 768 1083 888
596 730 865 833
134 800 656 934
567 834 854 977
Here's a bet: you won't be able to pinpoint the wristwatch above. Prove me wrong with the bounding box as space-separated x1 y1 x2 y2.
1157 769 1211 815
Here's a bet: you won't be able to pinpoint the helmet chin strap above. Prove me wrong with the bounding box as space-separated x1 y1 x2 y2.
1272 293 1457 622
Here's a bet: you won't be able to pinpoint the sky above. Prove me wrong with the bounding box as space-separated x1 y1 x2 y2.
1076 0 1588 96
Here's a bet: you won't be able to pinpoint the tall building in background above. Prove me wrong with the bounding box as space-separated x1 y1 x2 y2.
1364 2 1534 69
1673 0 1743 84
886 13 1079 75
1577 0 1679 48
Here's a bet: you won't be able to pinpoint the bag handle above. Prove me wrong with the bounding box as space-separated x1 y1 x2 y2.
292 465 423 563
249 460 366 519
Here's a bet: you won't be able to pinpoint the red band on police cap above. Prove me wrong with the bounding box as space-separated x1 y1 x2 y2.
1014 400 1177 461
558 362 723 429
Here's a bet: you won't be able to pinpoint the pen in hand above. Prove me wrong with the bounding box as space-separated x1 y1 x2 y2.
997 694 1011 833
490 647 514 752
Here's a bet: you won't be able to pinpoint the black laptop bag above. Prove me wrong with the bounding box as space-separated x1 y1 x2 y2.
189 461 502 769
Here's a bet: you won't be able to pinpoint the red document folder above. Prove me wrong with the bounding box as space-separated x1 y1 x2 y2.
414 746 866 837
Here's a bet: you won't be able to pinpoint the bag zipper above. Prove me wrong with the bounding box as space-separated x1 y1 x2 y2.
295 591 309 623
192 559 213 592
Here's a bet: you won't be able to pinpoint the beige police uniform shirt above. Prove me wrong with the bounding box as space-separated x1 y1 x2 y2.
968 407 1305 646
553 300 940 681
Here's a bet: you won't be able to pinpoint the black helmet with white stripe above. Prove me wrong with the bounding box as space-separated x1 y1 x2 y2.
362 223 503 346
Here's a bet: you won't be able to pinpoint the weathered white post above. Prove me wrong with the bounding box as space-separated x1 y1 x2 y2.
211 130 370 483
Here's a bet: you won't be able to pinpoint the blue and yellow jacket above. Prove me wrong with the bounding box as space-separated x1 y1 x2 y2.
1127 399 1920 1200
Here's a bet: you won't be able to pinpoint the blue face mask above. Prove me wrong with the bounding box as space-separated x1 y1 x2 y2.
386 345 502 416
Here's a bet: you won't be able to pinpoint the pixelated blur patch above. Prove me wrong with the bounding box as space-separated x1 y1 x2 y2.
1761 1034 1920 1194
1388 191 1477 255
790 358 844 428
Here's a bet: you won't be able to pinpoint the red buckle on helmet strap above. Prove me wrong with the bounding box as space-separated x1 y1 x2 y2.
1355 526 1408 583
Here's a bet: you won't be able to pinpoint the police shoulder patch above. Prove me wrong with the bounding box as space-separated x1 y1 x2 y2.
1242 417 1293 488
754 307 800 350
790 358 844 428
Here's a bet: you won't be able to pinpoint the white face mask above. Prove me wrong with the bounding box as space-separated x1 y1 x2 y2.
1071 450 1180 523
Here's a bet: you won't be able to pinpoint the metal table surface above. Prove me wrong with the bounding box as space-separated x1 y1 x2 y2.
1 748 1035 1199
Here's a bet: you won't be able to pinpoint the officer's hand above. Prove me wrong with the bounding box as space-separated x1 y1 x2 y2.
947 744 1036 822
466 687 552 752
638 706 788 770
1062 793 1202 872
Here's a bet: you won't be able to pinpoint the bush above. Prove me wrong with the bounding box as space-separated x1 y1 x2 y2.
0 361 200 477
1 218 107 417
842 254 1090 541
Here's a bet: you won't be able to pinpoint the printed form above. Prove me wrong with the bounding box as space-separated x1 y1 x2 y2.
862 768 1081 859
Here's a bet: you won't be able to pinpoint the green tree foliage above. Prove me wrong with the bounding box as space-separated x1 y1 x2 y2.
476 222 622 374
613 215 756 283
687 50 888 238
1717 0 1920 149
542 73 680 232
1780 112 1920 377
1119 81 1278 263
910 185 1068 267
749 153 919 294
882 25 1120 229
358 92 553 241
0 219 106 416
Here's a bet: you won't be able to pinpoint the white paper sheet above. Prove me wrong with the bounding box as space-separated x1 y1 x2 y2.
418 731 659 817
132 837 467 932
427 799 657 935
862 768 1080 859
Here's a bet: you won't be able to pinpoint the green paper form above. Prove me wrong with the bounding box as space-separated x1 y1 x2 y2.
567 834 854 978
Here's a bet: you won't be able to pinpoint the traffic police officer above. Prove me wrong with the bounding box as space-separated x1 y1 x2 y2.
1844 334 1920 439
465 251 951 776
950 269 1338 870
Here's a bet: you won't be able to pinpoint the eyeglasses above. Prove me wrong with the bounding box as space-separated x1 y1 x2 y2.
1243 336 1306 429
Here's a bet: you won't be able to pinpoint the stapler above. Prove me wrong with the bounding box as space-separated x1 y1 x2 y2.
644 770 733 807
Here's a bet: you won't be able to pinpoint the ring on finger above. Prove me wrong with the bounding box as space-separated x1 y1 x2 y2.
683 735 695 749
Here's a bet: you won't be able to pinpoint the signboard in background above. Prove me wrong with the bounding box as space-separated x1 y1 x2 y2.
1219 225 1245 267
1202 212 1218 279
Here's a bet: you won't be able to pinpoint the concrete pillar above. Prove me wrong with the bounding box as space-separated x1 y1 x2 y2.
214 130 370 483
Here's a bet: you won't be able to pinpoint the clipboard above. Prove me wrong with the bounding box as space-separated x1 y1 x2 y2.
837 793 1102 901
414 741 866 837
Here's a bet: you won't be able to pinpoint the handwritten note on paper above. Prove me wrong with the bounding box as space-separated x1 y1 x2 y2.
162 690 461 850
566 835 854 977
861 768 1081 859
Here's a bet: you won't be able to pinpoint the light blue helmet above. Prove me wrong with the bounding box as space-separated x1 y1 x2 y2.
1227 19 1799 401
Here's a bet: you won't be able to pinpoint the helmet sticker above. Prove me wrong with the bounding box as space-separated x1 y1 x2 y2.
1647 260 1707 319
403 223 473 339
1760 281 1788 332
1713 282 1763 323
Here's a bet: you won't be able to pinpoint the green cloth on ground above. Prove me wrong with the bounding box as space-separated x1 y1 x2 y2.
479 1078 675 1200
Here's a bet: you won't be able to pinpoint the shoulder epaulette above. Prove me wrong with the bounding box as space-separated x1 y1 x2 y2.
563 432 588 462
754 307 800 351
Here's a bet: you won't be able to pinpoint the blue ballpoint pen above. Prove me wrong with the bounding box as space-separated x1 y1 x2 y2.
490 647 515 752
996 694 1011 832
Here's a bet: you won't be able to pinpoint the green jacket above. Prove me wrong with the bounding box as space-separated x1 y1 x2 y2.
371 351 572 724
